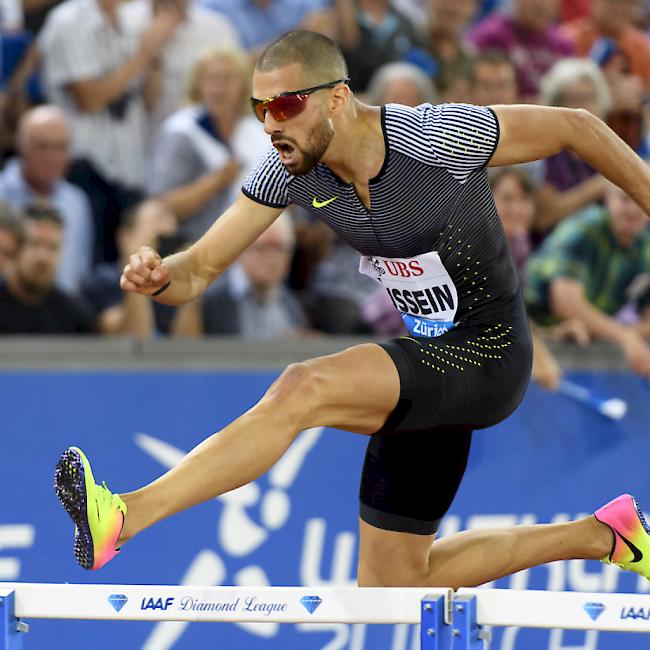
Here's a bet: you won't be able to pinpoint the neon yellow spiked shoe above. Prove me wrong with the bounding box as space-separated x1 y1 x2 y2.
54 447 126 570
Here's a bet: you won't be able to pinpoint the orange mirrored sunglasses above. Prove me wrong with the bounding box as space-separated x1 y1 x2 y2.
251 79 349 123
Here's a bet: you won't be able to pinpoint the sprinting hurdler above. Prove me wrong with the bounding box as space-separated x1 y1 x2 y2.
56 31 650 586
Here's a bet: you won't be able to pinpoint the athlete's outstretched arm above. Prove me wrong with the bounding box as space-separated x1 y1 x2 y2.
120 193 283 305
489 105 650 215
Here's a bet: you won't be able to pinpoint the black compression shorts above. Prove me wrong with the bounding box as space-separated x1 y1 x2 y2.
359 297 533 535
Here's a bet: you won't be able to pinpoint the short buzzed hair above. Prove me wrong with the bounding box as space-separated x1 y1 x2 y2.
255 30 348 86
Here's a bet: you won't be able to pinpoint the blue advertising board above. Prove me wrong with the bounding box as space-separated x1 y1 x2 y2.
1 369 649 649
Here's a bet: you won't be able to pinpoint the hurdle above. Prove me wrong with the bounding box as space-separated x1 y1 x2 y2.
2 584 650 649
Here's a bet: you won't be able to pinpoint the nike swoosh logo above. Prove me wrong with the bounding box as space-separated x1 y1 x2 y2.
616 530 643 563
312 196 337 208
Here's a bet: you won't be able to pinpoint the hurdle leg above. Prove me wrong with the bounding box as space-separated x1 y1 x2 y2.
420 593 452 650
0 591 28 650
451 596 490 650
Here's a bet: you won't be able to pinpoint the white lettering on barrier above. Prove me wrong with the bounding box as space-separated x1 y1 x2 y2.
0 525 35 580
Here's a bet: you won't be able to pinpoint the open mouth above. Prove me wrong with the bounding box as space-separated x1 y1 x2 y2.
272 139 297 164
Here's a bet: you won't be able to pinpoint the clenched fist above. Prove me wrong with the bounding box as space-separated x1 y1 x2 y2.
120 245 171 295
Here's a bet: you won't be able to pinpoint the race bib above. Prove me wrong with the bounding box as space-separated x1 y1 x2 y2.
359 251 457 338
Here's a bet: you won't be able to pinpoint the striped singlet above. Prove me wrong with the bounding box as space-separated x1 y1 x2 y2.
242 102 521 329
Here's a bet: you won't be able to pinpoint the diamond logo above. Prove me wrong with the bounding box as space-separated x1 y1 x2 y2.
583 602 606 621
108 594 129 613
300 596 322 614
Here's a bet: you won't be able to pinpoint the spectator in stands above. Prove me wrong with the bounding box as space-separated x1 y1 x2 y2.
177 212 308 338
489 166 534 283
0 0 61 160
562 0 650 152
489 166 564 389
0 32 36 164
37 0 183 263
334 0 424 91
468 0 575 101
562 0 650 81
0 105 92 294
366 60 437 105
469 50 547 188
0 201 95 333
534 58 611 239
0 201 24 277
148 47 268 242
425 0 478 101
525 181 650 376
469 49 519 105
124 0 241 132
82 199 192 339
199 0 333 54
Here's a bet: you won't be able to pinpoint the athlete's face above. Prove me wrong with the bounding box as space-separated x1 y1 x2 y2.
252 64 336 176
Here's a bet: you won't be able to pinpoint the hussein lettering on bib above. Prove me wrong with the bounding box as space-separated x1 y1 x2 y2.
359 251 457 338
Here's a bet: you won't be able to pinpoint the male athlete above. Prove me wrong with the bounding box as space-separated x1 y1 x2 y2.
55 31 650 587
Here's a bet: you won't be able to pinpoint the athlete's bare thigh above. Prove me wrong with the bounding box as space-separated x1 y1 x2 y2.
286 343 401 435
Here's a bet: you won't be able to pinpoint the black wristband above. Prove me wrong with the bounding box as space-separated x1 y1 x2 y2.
151 281 171 297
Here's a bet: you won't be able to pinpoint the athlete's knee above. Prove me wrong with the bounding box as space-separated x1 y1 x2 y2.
261 362 324 424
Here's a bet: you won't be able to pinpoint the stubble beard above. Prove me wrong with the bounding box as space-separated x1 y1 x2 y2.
287 120 334 176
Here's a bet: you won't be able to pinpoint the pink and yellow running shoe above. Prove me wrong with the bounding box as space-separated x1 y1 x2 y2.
595 494 650 579
54 447 126 570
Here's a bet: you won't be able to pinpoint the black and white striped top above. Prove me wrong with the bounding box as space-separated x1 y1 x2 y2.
243 102 520 324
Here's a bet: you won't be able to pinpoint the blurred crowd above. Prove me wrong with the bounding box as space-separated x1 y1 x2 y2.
0 0 649 388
